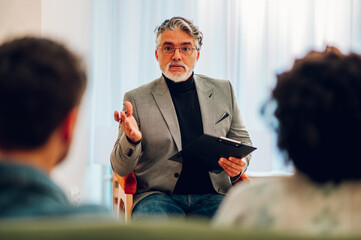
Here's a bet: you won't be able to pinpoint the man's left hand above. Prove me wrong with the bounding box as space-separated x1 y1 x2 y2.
218 157 247 177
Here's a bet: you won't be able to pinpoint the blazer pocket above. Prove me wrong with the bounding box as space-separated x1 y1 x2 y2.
215 112 229 125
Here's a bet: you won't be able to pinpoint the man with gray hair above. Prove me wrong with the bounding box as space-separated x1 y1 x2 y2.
111 17 252 219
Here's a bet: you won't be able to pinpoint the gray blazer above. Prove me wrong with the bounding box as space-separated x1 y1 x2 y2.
110 74 252 206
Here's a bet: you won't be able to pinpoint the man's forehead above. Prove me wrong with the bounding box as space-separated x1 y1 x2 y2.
162 41 193 46
159 29 195 45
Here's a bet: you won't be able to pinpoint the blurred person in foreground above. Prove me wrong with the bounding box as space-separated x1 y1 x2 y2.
213 47 361 235
0 37 109 218
111 17 252 220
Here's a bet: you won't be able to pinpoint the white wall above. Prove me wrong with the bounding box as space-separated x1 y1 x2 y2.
41 0 103 205
0 0 41 43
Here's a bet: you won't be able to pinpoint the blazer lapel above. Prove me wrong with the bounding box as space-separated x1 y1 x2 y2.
152 77 182 151
194 75 217 136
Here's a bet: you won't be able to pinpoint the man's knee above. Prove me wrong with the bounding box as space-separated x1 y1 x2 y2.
132 193 185 217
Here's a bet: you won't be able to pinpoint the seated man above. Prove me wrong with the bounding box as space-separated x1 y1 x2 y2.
0 37 109 218
111 17 253 220
213 47 361 235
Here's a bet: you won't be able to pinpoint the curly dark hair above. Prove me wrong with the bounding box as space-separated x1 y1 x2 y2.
272 50 361 183
0 37 86 150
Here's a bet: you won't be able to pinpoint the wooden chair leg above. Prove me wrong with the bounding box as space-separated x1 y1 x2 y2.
124 193 133 222
117 184 133 222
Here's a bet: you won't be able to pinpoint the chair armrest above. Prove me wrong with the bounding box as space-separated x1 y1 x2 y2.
240 173 251 182
232 173 251 185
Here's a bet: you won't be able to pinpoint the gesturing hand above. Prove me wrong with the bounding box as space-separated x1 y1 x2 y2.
218 157 247 177
114 101 142 144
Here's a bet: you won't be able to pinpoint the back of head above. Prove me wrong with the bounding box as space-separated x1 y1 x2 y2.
272 49 361 183
0 37 86 150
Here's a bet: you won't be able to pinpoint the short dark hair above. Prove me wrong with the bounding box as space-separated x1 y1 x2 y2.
0 37 86 150
272 51 361 183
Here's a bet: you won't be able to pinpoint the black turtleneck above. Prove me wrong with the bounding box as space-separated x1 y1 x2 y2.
165 73 216 194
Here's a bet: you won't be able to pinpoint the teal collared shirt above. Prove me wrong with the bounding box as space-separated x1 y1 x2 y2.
0 161 109 218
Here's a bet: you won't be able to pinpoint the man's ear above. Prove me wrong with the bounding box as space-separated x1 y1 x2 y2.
155 49 159 61
196 50 200 61
61 107 79 144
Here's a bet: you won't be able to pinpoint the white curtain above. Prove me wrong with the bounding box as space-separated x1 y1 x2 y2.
89 0 361 203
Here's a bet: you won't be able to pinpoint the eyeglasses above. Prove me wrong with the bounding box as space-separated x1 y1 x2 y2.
158 44 197 56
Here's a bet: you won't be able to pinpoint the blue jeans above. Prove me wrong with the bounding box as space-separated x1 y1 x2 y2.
132 193 224 220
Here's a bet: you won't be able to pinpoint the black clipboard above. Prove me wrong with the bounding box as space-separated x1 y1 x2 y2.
169 134 257 173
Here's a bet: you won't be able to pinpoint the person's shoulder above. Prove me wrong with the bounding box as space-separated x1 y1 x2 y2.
228 177 290 200
195 74 229 84
194 74 232 92
213 178 280 226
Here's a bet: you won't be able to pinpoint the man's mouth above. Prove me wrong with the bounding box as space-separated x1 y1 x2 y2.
169 64 184 68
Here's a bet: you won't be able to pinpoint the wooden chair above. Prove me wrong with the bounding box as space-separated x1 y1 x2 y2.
112 171 250 222
112 171 136 221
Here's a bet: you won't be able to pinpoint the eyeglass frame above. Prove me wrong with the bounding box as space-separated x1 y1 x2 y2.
157 43 199 56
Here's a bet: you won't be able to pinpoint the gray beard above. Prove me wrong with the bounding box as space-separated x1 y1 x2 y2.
163 71 189 82
161 63 195 82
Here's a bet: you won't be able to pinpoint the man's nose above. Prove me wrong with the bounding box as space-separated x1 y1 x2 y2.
172 48 182 61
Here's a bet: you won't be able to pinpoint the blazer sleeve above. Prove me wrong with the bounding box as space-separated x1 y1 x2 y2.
225 80 253 169
110 92 142 176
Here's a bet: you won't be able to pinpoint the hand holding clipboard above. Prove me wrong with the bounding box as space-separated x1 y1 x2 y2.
169 134 256 173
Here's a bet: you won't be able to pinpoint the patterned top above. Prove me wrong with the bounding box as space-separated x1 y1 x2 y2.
213 172 361 236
